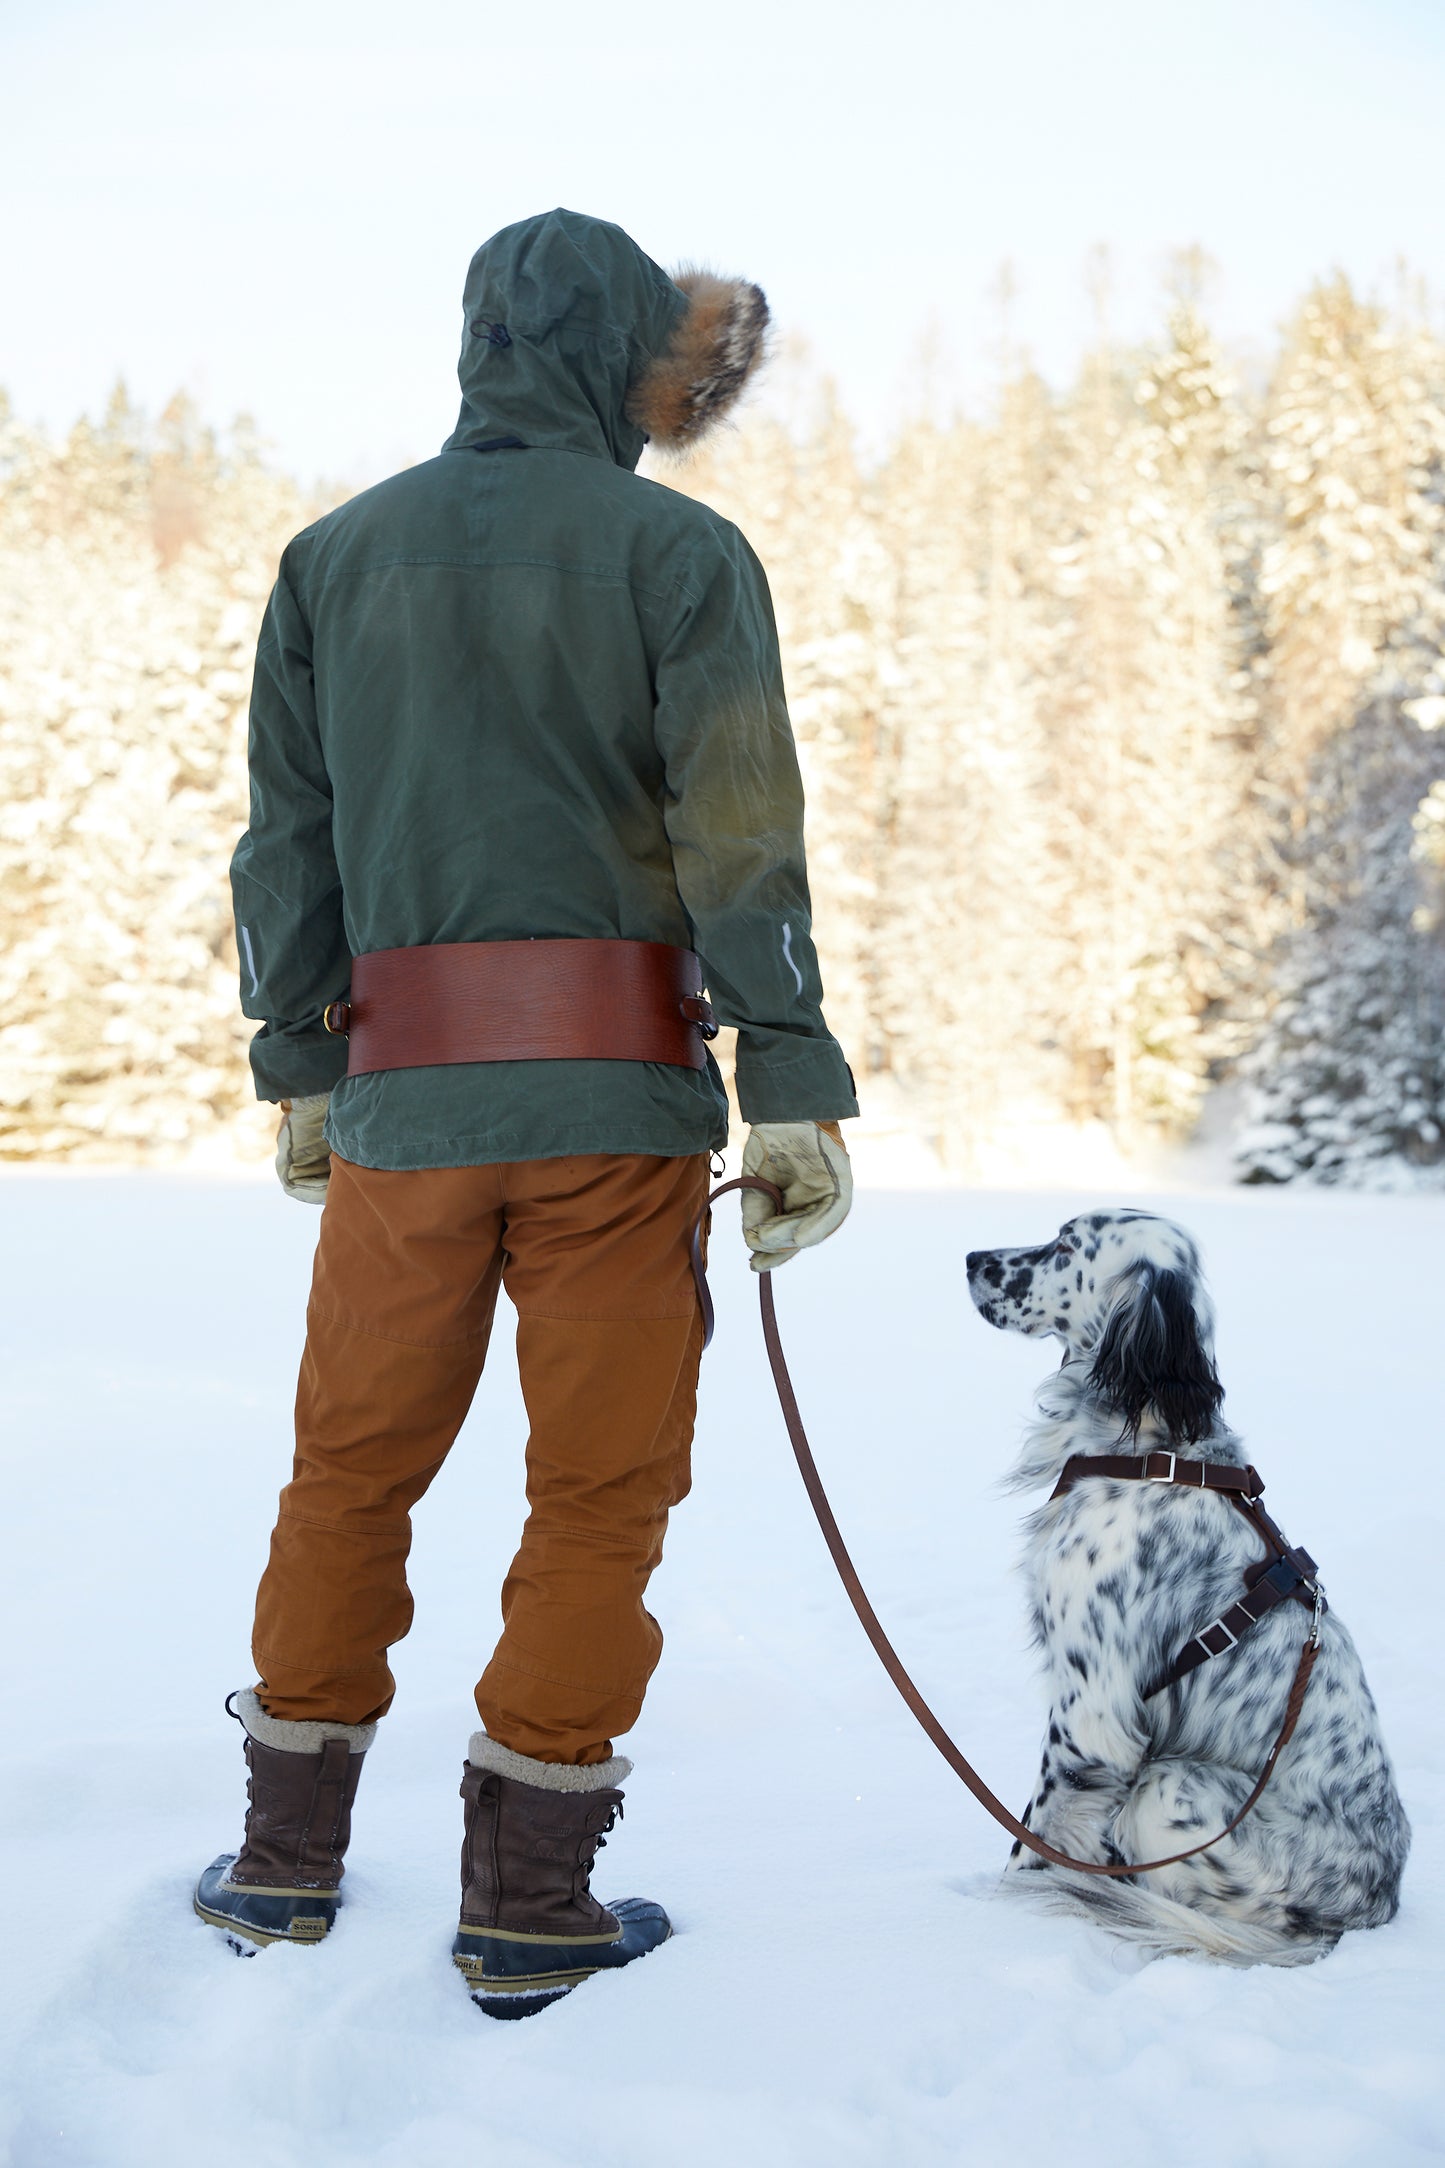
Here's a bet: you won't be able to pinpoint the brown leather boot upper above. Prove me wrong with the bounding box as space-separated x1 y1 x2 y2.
229 1734 366 1892
459 1763 624 1939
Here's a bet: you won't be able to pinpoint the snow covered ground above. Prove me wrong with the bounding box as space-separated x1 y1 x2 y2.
0 1173 1440 2168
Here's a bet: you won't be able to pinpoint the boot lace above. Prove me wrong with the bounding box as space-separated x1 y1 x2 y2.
225 1696 257 1849
582 1800 621 1882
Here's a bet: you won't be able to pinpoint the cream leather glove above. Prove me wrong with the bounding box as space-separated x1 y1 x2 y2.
741 1120 852 1272
275 1094 331 1204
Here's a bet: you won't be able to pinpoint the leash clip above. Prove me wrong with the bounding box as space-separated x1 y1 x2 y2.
1307 1579 1327 1648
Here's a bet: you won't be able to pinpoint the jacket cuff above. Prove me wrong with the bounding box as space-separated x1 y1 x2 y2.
733 1031 859 1125
248 1022 350 1104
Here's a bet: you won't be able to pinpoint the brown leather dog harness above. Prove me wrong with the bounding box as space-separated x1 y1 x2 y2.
323 938 717 1076
696 1178 1324 1879
1050 1450 1324 1701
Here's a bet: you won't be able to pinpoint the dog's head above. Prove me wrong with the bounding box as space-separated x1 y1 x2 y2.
966 1210 1224 1445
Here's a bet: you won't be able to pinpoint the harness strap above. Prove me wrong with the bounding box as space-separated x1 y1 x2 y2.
1144 1552 1318 1698
694 1180 1321 1879
1051 1451 1264 1501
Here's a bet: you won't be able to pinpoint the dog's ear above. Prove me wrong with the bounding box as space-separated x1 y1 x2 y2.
1088 1265 1224 1446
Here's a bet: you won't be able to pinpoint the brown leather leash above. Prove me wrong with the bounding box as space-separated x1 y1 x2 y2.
694 1177 1321 1878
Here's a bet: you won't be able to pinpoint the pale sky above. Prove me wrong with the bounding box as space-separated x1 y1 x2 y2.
3 0 1443 484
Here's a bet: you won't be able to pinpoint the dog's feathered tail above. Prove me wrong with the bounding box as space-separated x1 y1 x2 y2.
999 1870 1339 1968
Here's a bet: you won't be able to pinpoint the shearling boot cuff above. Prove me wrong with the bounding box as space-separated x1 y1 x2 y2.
467 1732 632 1792
233 1688 378 1755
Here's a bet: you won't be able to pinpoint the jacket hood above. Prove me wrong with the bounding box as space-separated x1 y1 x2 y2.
443 208 769 469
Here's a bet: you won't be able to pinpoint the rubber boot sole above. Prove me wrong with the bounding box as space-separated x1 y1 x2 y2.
453 1896 672 2020
193 1854 339 1954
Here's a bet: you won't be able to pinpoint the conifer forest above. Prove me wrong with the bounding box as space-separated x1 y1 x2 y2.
3 273 1444 1183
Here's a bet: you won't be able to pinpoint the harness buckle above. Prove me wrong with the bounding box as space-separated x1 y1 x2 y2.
1193 1617 1239 1660
1256 1557 1303 1601
1146 1452 1178 1483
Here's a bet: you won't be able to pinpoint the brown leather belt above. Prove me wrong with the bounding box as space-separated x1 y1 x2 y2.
323 939 716 1077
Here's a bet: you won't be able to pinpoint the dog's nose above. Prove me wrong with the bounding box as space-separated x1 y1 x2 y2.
965 1251 985 1272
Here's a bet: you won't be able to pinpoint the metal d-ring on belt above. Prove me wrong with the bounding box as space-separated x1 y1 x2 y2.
693 1178 1323 1879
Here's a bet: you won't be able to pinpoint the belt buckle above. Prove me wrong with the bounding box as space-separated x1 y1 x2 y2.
1146 1452 1178 1483
681 994 719 1042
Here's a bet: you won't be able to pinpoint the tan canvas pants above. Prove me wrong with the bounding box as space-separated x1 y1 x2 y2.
251 1149 710 1764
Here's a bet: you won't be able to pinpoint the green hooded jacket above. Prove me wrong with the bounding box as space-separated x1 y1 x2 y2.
231 208 857 1169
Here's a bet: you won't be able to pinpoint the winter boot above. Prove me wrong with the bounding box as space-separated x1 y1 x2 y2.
452 1736 671 2018
193 1690 375 1952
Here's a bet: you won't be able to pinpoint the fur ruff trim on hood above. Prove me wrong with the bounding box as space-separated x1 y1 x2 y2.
628 267 770 456
232 1688 377 1755
449 213 768 468
467 1732 633 1792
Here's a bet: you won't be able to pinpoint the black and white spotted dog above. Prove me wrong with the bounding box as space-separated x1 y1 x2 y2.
967 1210 1408 1966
